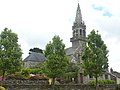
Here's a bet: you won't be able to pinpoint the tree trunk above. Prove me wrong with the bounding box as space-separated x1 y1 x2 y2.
80 73 83 84
95 75 98 90
78 72 80 84
2 70 5 81
52 78 55 90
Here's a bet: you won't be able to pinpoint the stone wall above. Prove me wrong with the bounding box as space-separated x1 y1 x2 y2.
0 80 117 90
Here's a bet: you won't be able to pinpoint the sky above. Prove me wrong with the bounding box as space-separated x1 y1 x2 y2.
0 0 120 72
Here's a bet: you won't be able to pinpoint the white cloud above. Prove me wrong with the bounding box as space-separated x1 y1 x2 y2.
0 0 120 72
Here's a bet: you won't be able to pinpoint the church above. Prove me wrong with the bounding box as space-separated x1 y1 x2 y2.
66 3 112 84
23 2 120 84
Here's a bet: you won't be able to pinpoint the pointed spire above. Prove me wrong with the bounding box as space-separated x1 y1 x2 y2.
75 3 82 24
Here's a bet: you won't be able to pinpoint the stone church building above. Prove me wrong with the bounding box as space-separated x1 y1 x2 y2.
66 3 111 84
22 2 120 84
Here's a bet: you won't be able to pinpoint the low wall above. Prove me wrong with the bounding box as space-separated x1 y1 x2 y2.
0 80 117 90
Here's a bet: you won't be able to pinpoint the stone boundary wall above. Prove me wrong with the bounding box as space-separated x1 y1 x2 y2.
0 80 117 90
0 80 48 85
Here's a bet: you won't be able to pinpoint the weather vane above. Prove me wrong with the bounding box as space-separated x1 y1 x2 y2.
78 0 79 3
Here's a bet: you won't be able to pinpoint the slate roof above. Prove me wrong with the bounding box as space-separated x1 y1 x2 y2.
65 47 74 56
112 71 120 78
23 52 46 62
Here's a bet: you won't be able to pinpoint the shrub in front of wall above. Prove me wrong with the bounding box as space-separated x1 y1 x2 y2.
30 68 42 74
6 74 15 80
117 84 120 89
0 86 6 90
89 80 96 86
89 80 115 86
29 75 40 80
29 75 48 80
6 74 26 80
21 68 30 78
103 80 115 84
98 80 104 84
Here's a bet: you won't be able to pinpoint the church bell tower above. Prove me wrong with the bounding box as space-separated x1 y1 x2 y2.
70 3 86 84
70 3 86 49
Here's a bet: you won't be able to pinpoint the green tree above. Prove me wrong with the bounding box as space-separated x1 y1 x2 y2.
29 47 43 54
65 62 79 83
0 28 22 80
82 30 109 87
44 35 69 84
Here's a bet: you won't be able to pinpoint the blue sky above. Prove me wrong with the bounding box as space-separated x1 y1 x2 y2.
0 0 120 72
92 4 112 17
92 5 104 11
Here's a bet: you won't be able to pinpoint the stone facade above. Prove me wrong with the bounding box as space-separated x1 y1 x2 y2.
23 52 46 68
23 61 40 68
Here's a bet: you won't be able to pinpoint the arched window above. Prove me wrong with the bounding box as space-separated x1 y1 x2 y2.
80 29 82 35
76 30 78 33
83 30 86 36
73 30 75 37
76 33 78 37
76 30 78 37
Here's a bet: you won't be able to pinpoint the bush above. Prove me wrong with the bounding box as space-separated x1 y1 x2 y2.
89 80 115 86
0 86 5 90
6 74 27 80
6 75 15 80
30 68 42 74
117 84 120 89
29 75 48 80
21 68 30 78
89 80 96 86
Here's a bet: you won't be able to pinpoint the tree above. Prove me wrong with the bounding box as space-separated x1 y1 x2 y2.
30 62 46 74
82 30 109 87
29 47 43 54
0 28 22 80
44 35 69 84
65 62 79 83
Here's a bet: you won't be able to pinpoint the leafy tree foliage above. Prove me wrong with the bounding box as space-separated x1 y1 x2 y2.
0 28 22 80
29 47 43 54
82 30 109 86
21 68 30 78
65 62 79 82
30 62 46 74
44 35 69 83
